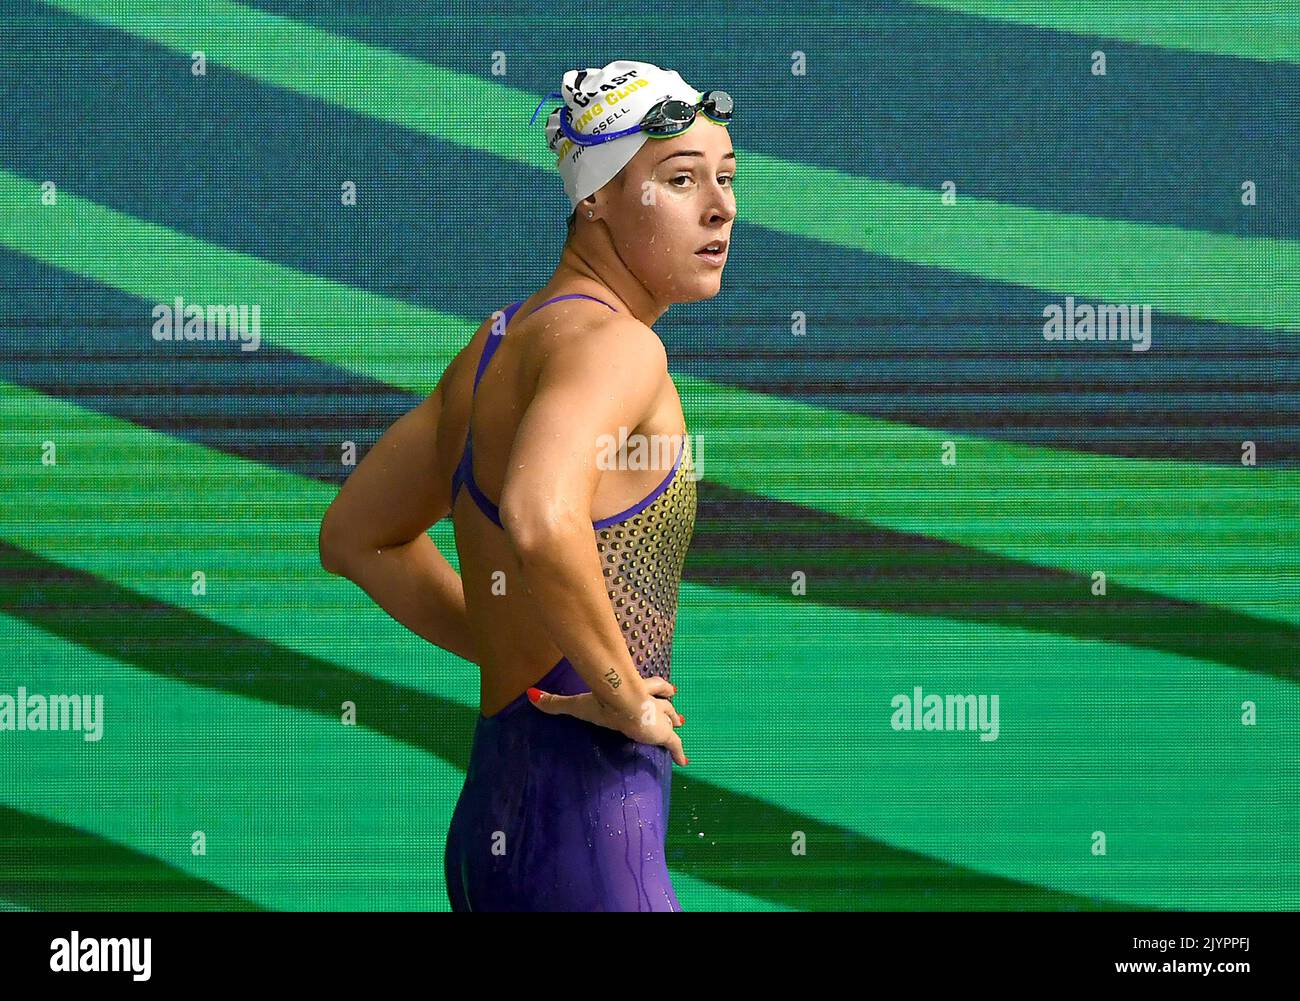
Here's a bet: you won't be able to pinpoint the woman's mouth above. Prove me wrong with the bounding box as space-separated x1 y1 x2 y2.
695 239 728 266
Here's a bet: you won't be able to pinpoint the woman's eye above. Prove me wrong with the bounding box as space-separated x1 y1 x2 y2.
670 174 735 188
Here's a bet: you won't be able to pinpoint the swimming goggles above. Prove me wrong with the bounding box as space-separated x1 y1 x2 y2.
530 90 733 146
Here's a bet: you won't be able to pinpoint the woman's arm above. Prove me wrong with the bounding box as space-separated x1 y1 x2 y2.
496 317 669 722
318 371 479 666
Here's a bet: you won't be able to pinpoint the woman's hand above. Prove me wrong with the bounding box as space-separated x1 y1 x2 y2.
528 677 688 766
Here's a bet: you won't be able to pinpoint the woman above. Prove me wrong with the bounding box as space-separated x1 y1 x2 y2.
318 59 735 911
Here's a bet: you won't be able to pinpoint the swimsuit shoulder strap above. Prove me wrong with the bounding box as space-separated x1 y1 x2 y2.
470 295 614 399
454 294 619 509
453 302 522 503
526 293 617 316
471 301 523 398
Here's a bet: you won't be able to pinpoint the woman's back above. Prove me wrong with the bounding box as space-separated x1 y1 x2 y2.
442 291 697 717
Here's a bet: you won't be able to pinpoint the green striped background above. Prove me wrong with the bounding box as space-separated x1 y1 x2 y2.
1 0 1296 910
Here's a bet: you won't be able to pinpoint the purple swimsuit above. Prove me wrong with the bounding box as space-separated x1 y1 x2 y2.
444 294 697 910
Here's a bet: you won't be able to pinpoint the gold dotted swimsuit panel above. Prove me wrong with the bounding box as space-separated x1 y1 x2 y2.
594 447 697 683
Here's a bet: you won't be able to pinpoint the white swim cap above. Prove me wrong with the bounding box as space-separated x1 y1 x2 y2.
536 59 706 210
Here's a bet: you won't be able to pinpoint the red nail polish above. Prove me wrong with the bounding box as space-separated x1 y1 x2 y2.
679 715 685 724
527 688 542 704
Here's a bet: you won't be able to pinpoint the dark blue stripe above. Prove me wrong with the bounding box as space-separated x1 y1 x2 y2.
237 0 1300 240
0 806 264 910
2 239 1297 470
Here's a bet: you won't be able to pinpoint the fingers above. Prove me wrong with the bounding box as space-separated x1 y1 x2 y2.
634 695 682 728
655 679 684 727
531 689 689 766
640 680 684 727
643 677 678 699
666 731 687 767
528 689 596 724
535 681 682 721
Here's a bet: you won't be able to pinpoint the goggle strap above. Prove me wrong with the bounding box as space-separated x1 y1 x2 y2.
529 91 564 126
551 90 732 145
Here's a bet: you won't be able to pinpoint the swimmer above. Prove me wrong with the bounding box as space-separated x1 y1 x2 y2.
319 59 735 910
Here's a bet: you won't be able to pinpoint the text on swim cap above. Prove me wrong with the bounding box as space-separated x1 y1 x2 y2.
567 68 643 108
572 78 652 130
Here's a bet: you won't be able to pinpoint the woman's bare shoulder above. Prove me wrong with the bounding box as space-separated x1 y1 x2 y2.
530 315 666 393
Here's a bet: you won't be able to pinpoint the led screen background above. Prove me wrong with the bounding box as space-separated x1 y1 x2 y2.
1 1 1296 911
